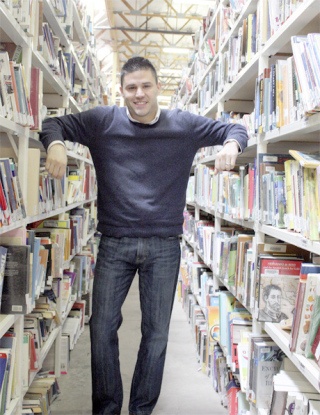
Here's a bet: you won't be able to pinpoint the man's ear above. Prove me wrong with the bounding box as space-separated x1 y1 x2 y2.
119 86 123 96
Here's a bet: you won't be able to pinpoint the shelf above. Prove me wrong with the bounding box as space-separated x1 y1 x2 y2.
261 0 318 57
264 112 320 143
259 225 320 256
69 96 82 113
32 51 69 96
26 326 62 392
203 53 259 117
66 150 94 165
43 0 70 47
0 116 28 136
39 326 61 367
0 0 98 412
0 219 27 236
26 197 97 226
72 47 87 83
192 0 319 119
0 2 30 46
6 397 20 415
72 1 88 46
264 322 320 393
0 315 17 338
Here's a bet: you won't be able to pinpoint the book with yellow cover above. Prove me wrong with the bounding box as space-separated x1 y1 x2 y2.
289 150 320 169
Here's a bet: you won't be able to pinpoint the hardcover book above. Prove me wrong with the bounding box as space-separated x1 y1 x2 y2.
256 255 303 323
1 245 31 314
290 265 320 353
250 340 284 409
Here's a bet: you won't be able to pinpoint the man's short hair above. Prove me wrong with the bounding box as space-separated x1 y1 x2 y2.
120 57 158 86
263 284 282 298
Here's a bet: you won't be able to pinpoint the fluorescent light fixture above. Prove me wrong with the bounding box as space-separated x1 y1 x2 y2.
159 68 182 74
163 47 191 54
158 95 172 101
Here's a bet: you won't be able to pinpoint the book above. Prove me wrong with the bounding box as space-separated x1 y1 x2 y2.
207 294 220 344
257 254 303 323
311 321 320 366
290 264 320 353
289 150 320 169
1 245 31 314
270 369 319 415
257 153 292 224
0 159 17 222
0 332 17 407
30 67 43 131
294 273 320 355
26 148 41 217
218 291 235 351
226 377 240 415
303 167 320 240
0 350 9 412
305 279 320 359
0 174 11 227
229 313 252 373
0 246 8 311
291 35 319 114
250 339 284 409
0 51 16 121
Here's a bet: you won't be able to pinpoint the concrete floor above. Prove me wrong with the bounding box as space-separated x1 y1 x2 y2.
50 277 228 415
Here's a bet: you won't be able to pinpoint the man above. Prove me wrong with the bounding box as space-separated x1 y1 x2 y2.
40 57 248 415
259 284 288 323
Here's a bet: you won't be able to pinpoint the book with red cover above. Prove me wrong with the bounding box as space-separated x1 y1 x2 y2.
226 377 241 415
30 67 41 131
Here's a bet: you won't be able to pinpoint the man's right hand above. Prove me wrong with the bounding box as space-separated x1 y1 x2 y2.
45 144 68 180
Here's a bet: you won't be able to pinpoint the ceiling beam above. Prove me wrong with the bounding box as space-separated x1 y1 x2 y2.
94 27 193 35
112 10 203 19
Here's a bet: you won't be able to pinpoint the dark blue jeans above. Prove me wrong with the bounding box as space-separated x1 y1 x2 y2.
90 236 181 415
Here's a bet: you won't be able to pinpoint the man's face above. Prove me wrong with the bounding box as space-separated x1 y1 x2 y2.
120 69 161 124
265 289 282 312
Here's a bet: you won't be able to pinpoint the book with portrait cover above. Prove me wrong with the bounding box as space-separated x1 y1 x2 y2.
256 254 303 323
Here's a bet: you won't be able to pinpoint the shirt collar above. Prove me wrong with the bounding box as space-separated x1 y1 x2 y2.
126 106 161 125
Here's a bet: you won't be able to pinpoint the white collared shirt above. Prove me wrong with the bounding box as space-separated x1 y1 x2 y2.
126 106 161 125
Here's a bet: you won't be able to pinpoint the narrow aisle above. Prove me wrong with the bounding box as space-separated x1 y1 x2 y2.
51 277 227 415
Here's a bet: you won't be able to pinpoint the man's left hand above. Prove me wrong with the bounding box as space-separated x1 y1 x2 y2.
214 141 239 174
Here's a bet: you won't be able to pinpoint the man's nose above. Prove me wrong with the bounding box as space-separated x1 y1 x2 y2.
136 87 144 97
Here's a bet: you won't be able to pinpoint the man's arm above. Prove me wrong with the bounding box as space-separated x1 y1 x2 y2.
39 107 101 180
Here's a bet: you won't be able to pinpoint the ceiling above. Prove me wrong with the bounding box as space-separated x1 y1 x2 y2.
91 0 212 105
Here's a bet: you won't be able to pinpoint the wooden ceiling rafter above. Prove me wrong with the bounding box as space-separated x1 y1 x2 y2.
113 10 203 20
96 0 206 103
120 0 134 12
139 0 155 13
117 12 136 28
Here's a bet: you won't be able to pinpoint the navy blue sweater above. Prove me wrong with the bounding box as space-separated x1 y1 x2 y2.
40 106 248 237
